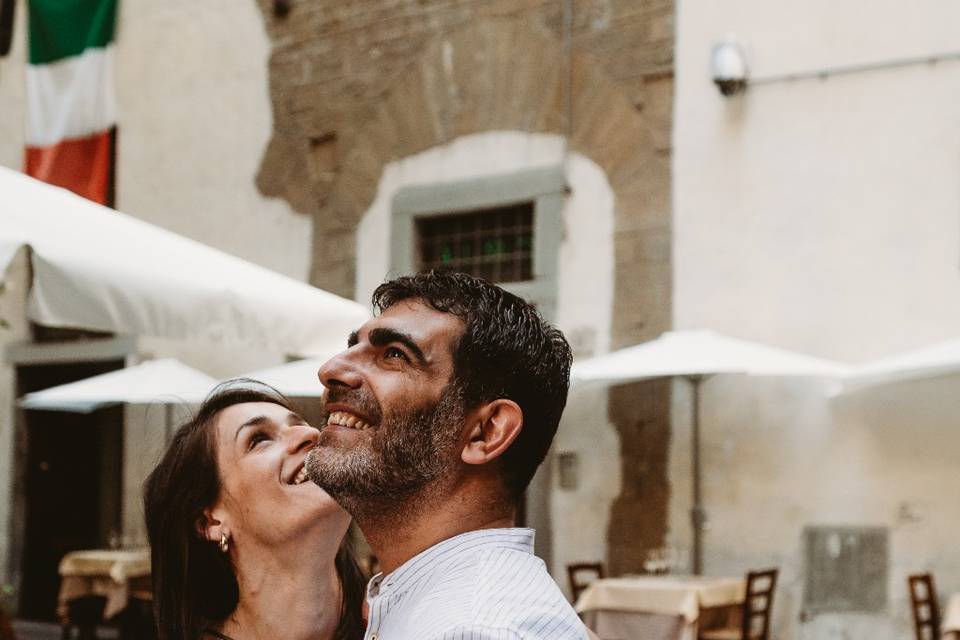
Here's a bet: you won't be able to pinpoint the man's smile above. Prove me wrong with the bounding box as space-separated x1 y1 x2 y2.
326 410 372 431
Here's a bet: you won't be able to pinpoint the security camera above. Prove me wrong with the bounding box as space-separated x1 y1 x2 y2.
711 36 749 96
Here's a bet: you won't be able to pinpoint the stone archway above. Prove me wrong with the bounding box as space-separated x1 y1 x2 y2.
263 13 673 575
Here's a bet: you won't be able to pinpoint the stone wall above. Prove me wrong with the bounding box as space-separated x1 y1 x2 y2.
254 0 675 574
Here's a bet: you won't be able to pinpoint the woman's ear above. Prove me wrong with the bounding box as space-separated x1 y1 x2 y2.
198 505 228 543
461 399 523 466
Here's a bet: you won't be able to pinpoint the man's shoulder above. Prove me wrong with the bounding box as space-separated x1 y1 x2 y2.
471 545 574 607
387 530 588 639
453 546 586 638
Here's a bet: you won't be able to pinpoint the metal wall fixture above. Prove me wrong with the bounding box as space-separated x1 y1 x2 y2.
711 33 960 97
711 35 749 96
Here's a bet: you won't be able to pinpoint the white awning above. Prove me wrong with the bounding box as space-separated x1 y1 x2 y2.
571 329 850 386
18 358 219 413
2 167 369 357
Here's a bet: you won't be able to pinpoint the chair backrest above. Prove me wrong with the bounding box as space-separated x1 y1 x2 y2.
907 573 941 640
740 568 778 640
567 562 605 602
0 606 16 640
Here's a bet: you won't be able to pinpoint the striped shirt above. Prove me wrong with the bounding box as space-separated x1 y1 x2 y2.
363 528 588 640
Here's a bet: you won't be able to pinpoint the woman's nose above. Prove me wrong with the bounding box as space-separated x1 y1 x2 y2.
287 424 320 454
318 350 362 390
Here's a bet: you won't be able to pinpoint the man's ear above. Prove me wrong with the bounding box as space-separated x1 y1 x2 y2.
461 399 523 466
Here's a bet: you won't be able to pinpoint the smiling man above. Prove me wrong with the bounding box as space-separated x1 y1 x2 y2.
306 270 587 640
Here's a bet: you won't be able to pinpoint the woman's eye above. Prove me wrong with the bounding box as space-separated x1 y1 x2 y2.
247 432 270 450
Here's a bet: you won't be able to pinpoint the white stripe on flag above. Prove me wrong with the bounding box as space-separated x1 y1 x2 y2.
26 46 116 147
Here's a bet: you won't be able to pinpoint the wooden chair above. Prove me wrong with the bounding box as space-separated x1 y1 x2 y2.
567 562 605 602
61 596 106 640
699 568 778 640
0 605 16 640
908 573 941 640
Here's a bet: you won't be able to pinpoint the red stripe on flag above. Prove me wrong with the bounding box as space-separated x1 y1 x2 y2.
25 129 113 205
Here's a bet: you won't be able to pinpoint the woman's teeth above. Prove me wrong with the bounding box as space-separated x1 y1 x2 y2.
326 411 371 431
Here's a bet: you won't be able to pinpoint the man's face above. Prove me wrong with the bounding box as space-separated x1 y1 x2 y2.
305 299 467 506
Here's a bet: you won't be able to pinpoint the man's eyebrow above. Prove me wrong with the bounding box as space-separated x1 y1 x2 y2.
368 327 427 365
347 330 359 347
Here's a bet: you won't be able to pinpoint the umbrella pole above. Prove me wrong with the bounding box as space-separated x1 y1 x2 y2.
688 375 707 575
164 404 173 445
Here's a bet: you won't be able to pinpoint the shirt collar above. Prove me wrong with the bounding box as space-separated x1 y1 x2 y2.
369 527 535 597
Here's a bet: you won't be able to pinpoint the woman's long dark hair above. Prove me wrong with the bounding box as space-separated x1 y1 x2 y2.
143 381 367 640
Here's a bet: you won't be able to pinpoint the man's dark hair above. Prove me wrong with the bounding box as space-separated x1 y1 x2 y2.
372 270 573 499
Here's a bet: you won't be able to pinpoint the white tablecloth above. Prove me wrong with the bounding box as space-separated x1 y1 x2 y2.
943 593 960 635
57 549 151 620
576 575 745 640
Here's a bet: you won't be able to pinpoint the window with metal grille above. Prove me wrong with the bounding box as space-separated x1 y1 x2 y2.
415 202 534 283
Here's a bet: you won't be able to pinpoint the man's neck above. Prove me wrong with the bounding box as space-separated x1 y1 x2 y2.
355 480 516 576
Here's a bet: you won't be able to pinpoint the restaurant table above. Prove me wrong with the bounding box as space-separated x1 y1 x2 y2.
57 548 151 621
575 575 746 640
943 592 960 638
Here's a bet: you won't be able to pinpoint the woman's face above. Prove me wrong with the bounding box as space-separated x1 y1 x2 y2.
209 401 349 548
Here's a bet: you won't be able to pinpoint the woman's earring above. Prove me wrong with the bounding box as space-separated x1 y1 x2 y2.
219 532 230 553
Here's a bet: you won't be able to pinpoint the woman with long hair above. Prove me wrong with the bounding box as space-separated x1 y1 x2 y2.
143 382 366 640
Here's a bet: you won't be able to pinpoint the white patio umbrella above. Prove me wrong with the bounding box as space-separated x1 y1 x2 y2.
1 167 369 357
837 337 960 393
18 358 219 440
571 329 850 574
239 356 332 397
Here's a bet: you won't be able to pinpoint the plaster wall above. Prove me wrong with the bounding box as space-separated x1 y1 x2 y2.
0 0 25 170
120 402 192 547
114 0 311 281
354 131 620 585
0 249 31 601
675 0 960 361
674 1 960 638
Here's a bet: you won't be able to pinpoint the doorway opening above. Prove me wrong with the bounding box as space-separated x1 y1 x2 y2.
15 359 124 621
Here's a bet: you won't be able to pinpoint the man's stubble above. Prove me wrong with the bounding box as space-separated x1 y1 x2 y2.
305 383 466 518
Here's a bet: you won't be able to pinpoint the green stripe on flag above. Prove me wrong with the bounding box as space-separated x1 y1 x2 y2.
28 0 117 65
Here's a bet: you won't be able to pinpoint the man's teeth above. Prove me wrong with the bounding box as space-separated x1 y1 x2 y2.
293 467 309 485
326 411 371 431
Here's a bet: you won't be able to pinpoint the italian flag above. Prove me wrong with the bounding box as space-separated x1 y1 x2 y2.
25 0 117 205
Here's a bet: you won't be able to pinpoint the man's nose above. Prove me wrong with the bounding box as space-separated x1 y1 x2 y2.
318 350 362 390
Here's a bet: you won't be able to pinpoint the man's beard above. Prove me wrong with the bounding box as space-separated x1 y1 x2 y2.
305 383 465 513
